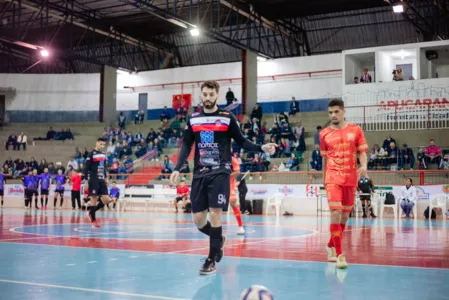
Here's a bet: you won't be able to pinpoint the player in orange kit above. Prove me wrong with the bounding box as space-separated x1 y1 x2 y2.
230 147 245 235
320 99 368 269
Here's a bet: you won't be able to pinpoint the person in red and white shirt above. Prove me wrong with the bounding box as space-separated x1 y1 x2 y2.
70 171 82 210
174 180 190 212
360 68 372 83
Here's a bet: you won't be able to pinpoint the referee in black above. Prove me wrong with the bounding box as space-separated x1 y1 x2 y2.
170 80 276 275
84 137 115 227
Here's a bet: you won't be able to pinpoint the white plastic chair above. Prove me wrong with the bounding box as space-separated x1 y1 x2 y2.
370 193 380 217
265 193 284 217
380 193 398 218
429 194 448 218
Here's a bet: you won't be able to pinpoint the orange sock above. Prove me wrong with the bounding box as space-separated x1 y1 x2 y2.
232 206 243 227
330 223 342 256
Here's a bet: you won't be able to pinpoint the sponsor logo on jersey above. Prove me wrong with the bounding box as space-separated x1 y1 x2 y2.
199 131 218 148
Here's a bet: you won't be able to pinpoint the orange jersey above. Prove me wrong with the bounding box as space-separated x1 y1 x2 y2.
230 157 240 186
320 124 368 187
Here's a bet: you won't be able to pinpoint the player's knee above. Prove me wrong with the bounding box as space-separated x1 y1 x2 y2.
209 208 222 226
193 212 207 227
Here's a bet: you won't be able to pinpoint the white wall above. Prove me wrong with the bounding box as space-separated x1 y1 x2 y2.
436 63 449 78
376 51 394 83
0 73 100 111
116 53 343 111
392 57 418 79
419 50 429 79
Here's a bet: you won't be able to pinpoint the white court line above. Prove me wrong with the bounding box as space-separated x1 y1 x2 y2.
0 279 188 300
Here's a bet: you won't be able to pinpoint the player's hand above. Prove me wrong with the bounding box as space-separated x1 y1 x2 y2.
261 143 278 155
358 166 368 179
170 171 180 186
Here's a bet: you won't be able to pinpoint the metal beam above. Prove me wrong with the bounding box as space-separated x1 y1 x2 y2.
5 0 175 57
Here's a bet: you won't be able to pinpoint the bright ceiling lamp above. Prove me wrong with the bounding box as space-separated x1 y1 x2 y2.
40 49 49 57
257 56 267 62
393 3 404 13
190 28 200 36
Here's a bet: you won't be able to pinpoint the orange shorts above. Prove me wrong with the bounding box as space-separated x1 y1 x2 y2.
325 184 356 213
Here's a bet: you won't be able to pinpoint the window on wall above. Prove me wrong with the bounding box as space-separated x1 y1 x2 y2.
377 49 418 82
344 52 375 85
420 46 449 79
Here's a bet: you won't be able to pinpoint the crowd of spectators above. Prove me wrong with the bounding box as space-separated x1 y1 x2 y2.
3 157 70 178
368 137 448 170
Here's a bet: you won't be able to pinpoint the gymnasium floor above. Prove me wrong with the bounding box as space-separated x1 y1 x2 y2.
0 208 448 300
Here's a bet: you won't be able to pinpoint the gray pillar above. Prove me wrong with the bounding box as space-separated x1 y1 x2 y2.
242 50 258 115
100 65 117 123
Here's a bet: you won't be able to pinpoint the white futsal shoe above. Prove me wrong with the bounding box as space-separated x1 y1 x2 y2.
336 254 348 269
325 245 337 262
237 227 245 235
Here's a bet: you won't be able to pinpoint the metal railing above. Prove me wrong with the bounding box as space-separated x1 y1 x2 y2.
345 104 449 131
109 170 449 186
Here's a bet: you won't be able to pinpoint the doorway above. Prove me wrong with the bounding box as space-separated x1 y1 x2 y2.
396 63 413 80
138 93 148 121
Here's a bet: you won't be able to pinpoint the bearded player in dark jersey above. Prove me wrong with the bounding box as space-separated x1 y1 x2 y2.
84 138 115 227
170 81 276 275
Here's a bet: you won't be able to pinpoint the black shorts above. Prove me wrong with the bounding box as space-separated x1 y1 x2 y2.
40 189 49 196
55 189 64 196
360 195 371 201
88 180 109 197
0 189 3 196
25 189 38 198
190 173 230 213
176 196 185 202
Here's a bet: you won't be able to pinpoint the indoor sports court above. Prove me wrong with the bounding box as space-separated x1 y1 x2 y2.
1 0 449 299
0 208 448 299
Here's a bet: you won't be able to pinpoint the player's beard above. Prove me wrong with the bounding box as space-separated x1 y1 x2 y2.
202 98 217 110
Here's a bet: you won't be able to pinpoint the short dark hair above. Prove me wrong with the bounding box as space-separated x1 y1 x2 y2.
317 126 322 130
406 178 413 184
328 99 345 109
97 137 106 142
201 80 220 93
429 139 435 142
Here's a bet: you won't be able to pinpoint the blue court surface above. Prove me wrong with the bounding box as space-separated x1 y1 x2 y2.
0 209 448 299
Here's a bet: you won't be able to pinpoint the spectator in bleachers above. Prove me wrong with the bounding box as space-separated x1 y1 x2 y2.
292 134 306 153
38 159 48 174
47 127 56 140
226 88 236 106
179 162 190 178
310 145 322 171
118 112 127 129
135 131 144 141
146 128 157 143
5 133 17 150
134 110 145 124
286 153 300 171
423 139 443 169
65 128 74 140
4 158 13 169
13 159 26 177
384 142 399 170
135 144 147 158
74 147 84 165
176 107 187 122
17 132 27 150
360 68 372 83
280 138 292 158
260 121 268 135
55 162 65 174
106 143 115 156
281 122 292 140
167 136 178 149
123 155 134 171
277 112 289 124
382 136 396 150
314 126 322 146
289 97 299 116
398 144 415 170
250 153 266 172
3 165 12 177
269 123 281 143
108 158 120 176
160 155 174 180
153 138 163 156
160 106 170 122
368 145 380 170
67 157 79 171
353 77 359 84
250 103 262 126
